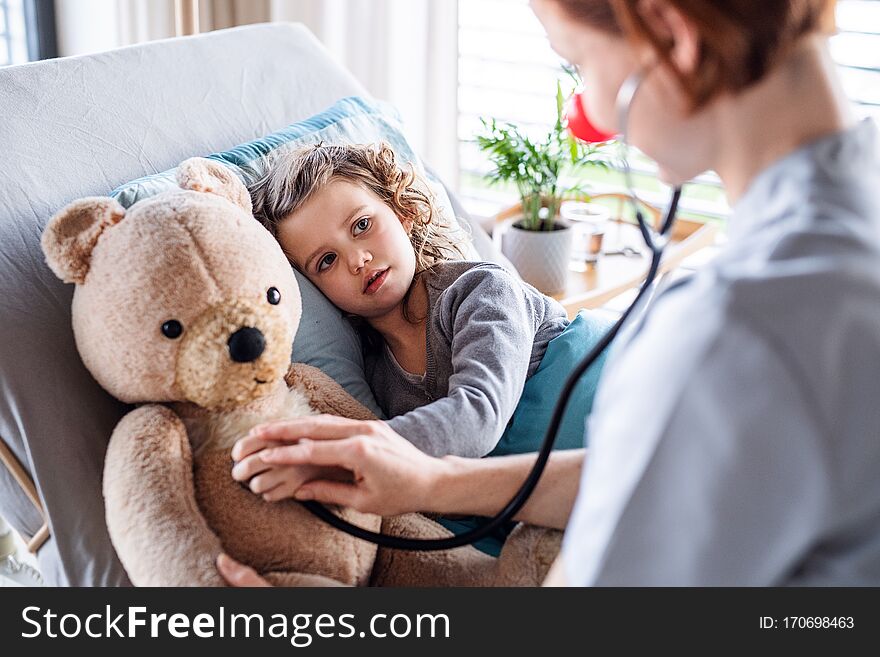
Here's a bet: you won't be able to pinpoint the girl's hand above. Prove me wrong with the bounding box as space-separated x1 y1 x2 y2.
237 415 448 516
231 434 351 502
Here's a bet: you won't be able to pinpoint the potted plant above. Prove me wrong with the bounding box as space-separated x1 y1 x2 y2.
476 81 613 295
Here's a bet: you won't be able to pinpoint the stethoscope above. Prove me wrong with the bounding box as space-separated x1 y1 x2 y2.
303 73 684 550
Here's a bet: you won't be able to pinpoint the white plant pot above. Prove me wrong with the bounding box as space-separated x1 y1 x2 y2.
500 218 573 296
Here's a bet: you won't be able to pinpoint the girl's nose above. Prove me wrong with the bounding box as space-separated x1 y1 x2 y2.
349 250 372 273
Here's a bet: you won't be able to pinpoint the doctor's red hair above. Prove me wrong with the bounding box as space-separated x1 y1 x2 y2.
552 0 837 109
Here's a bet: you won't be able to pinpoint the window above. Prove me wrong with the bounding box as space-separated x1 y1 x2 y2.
0 0 56 67
0 0 27 66
457 0 880 223
832 0 880 125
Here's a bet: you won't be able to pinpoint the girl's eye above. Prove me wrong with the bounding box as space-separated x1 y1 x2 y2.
317 253 336 272
353 217 370 235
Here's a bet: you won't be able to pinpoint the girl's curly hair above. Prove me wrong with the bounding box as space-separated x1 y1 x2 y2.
247 142 466 275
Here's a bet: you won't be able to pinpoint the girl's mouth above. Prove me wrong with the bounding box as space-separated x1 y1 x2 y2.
364 268 389 294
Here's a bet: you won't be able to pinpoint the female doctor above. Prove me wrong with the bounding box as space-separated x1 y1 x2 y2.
220 0 880 586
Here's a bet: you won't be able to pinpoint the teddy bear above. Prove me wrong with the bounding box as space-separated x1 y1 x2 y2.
40 157 560 587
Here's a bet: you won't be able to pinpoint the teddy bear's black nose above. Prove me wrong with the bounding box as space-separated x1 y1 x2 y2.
227 327 266 363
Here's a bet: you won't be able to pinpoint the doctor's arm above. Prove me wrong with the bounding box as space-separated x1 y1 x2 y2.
233 415 584 530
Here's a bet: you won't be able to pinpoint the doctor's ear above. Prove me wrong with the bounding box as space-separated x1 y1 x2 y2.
635 0 701 75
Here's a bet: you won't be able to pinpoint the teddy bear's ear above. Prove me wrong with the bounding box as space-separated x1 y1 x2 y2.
41 197 126 284
177 157 253 214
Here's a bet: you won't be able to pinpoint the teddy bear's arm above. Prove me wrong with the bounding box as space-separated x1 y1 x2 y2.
285 364 377 421
370 514 498 587
103 404 227 586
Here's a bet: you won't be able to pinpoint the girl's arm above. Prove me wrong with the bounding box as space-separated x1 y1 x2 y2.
232 414 584 530
385 265 552 457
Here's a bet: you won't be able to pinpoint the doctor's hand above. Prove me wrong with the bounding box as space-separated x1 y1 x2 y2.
233 415 447 516
231 433 352 503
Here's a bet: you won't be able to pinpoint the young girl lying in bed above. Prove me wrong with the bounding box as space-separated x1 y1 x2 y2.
233 142 608 553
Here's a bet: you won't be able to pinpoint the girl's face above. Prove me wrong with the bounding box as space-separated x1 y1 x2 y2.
530 0 716 185
277 179 417 321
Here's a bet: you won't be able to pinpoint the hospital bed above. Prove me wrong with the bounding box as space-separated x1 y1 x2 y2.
0 23 508 586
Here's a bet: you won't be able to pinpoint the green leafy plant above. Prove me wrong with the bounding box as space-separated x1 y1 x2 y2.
475 80 614 231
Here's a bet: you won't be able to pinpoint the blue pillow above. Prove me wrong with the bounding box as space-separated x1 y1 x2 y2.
490 310 613 456
110 97 474 418
437 310 612 556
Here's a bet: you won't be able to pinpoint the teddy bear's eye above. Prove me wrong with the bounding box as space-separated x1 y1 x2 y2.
267 287 281 305
161 320 183 339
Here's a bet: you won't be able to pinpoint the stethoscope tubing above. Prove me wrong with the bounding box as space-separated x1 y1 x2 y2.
304 71 684 550
303 188 683 550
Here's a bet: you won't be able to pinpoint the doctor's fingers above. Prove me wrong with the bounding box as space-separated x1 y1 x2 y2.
259 480 301 503
230 451 275 482
294 480 372 512
246 465 313 495
231 433 299 462
260 436 371 471
294 476 417 516
249 415 382 443
231 434 271 461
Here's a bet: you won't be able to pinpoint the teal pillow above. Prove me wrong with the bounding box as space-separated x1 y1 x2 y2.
110 97 472 418
490 310 613 456
438 310 612 555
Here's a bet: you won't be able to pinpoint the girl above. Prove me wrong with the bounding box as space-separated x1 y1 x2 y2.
237 141 608 553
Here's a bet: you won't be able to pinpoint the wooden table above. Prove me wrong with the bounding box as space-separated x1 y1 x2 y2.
554 219 720 317
493 213 720 319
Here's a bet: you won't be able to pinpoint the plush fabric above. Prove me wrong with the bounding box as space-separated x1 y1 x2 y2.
42 157 561 587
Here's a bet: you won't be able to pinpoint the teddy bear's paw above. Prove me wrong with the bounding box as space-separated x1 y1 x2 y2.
494 523 563 586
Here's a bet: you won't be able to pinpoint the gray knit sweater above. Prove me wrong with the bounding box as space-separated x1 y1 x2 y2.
364 261 569 457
